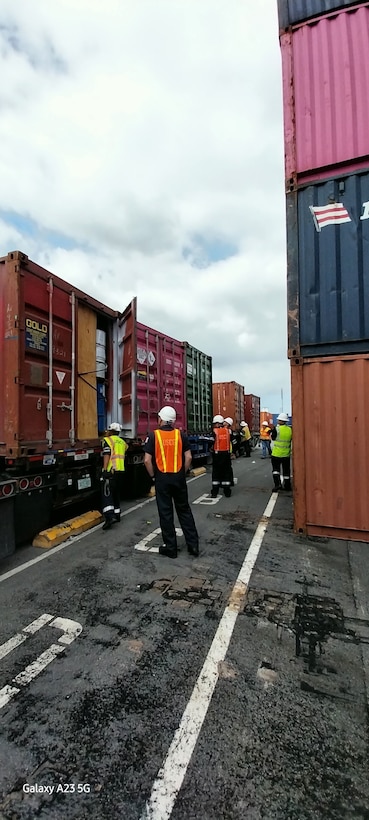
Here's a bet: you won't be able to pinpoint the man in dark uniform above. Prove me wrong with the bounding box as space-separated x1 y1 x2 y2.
144 406 199 559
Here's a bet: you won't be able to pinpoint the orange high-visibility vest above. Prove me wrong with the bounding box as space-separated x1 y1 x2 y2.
213 427 230 453
260 427 271 440
154 428 182 473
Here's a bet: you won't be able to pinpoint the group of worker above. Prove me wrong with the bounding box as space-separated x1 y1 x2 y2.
100 407 292 557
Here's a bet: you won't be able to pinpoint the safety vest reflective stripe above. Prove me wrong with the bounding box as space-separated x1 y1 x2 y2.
154 429 182 473
104 436 127 471
272 426 292 458
260 428 271 439
214 427 230 452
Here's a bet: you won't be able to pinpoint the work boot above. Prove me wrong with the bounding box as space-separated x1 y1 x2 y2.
102 520 113 531
187 544 199 557
210 490 218 498
159 545 177 559
272 486 280 493
224 488 232 498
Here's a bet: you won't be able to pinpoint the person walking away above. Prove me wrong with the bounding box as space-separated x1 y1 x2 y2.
144 406 199 559
270 413 292 491
240 421 252 457
101 422 128 530
210 415 233 498
223 417 236 486
260 421 272 458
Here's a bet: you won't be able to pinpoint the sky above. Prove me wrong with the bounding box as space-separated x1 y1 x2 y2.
0 0 290 415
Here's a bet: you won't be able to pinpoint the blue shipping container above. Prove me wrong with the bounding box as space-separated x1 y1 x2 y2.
287 171 369 357
277 0 361 30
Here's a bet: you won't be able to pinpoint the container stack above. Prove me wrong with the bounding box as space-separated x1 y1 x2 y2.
212 382 245 429
278 0 369 542
244 394 260 434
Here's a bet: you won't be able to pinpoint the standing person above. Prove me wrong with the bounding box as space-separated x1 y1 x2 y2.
144 406 199 559
223 417 235 486
270 413 292 491
210 415 233 498
260 421 272 458
101 422 128 530
240 421 252 457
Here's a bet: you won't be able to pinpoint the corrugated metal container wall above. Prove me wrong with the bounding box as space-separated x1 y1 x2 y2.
244 394 260 433
212 382 244 428
288 171 369 357
0 251 116 457
260 410 274 426
291 354 369 541
184 344 213 433
135 323 186 438
278 0 362 29
280 4 369 185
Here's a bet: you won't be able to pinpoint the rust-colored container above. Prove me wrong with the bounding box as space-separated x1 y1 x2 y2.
260 410 274 427
0 250 117 457
291 353 369 542
244 394 260 433
212 382 244 428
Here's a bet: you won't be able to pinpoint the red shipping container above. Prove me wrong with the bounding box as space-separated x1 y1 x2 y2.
112 299 186 440
291 353 369 542
212 382 244 428
244 394 260 433
280 4 369 186
0 250 117 458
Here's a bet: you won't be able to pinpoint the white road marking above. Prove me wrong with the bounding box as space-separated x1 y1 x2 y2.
134 529 183 553
193 493 221 505
141 492 278 820
0 474 206 584
0 615 82 710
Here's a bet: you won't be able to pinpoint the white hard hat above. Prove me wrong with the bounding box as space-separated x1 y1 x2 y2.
158 405 176 422
277 412 289 422
240 421 246 427
262 421 269 426
213 414 224 424
224 417 233 425
109 422 122 432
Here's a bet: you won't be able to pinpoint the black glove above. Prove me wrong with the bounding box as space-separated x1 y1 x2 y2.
102 470 110 479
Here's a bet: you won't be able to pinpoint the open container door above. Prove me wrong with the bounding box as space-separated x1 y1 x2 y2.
111 297 138 441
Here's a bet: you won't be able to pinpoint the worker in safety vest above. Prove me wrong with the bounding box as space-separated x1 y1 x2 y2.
270 413 292 491
101 422 128 530
223 417 236 486
144 406 199 559
240 421 252 457
210 414 233 498
260 421 272 458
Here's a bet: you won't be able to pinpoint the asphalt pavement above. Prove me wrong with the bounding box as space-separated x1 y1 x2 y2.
0 451 368 820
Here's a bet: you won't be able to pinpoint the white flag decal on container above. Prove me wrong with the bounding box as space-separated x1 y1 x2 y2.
309 203 351 232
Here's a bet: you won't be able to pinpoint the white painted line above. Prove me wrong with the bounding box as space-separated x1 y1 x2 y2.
0 614 83 710
193 493 221 505
0 474 206 584
134 528 183 553
141 492 278 820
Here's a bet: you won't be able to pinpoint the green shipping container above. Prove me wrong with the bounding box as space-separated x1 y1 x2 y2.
184 344 213 433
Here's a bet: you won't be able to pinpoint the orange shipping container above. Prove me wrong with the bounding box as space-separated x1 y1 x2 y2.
291 354 369 543
212 382 244 428
260 410 274 427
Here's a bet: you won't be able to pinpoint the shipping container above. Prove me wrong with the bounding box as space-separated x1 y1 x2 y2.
212 382 244 429
291 353 369 542
280 4 369 186
278 0 363 30
287 170 369 358
111 298 186 440
184 344 213 433
244 394 260 433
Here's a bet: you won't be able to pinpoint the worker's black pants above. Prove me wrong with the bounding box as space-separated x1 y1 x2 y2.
155 473 199 553
271 455 291 490
102 472 124 523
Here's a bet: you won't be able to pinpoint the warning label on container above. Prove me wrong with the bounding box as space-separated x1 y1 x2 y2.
25 318 48 353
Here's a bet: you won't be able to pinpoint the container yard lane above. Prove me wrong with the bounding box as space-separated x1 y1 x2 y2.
0 453 369 820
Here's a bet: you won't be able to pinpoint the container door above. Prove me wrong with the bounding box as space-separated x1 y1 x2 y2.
77 304 98 440
112 298 137 439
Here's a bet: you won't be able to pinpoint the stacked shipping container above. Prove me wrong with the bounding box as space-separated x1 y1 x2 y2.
244 394 260 434
278 0 369 541
212 382 244 429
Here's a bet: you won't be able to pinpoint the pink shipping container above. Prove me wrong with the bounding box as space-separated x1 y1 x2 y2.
280 3 369 186
291 353 369 542
244 394 260 433
112 299 186 440
212 382 244 428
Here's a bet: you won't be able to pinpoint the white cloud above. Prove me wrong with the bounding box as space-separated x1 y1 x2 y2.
0 0 290 413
